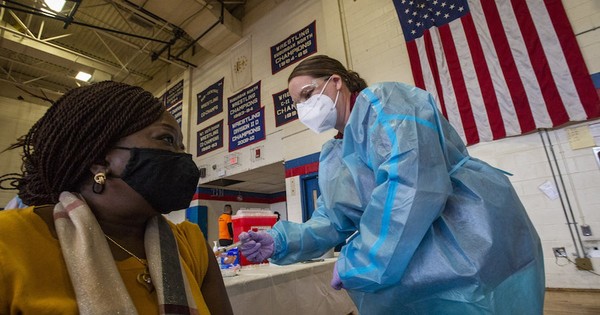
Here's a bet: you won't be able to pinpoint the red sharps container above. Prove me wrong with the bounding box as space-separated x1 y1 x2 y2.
232 209 278 266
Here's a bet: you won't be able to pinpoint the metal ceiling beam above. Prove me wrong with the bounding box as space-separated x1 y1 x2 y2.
0 62 69 91
1 2 194 70
41 33 73 42
96 30 187 69
173 18 220 60
8 10 34 37
0 2 170 44
0 23 152 80
129 0 241 57
62 0 81 29
0 55 66 74
93 30 128 72
23 74 50 84
0 62 17 81
0 76 64 97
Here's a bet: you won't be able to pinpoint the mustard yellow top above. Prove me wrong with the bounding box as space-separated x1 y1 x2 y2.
0 206 211 315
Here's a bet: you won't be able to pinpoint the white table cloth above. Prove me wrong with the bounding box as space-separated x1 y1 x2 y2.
224 258 358 315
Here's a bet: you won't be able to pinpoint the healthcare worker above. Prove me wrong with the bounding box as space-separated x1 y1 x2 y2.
239 55 545 314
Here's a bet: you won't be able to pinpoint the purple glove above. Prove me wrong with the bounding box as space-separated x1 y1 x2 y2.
238 230 274 263
331 262 343 290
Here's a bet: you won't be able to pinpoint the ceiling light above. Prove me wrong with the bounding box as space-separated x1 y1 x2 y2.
75 71 92 82
44 0 66 12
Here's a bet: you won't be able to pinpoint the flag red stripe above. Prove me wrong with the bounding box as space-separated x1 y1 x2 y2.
461 13 506 140
438 25 479 144
394 0 597 145
423 30 448 118
511 0 569 126
480 0 536 133
545 0 600 118
406 41 425 90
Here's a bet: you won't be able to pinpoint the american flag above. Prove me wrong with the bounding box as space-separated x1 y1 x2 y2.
393 0 600 145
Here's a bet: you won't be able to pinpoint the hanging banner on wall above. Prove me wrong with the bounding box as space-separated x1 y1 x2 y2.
229 107 265 152
230 37 252 92
197 120 223 156
163 80 184 126
168 102 183 127
270 20 317 74
227 81 261 123
197 78 224 124
272 88 297 127
165 80 184 108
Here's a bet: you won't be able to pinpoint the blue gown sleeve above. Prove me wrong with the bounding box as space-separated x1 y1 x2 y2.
268 196 355 264
337 83 453 292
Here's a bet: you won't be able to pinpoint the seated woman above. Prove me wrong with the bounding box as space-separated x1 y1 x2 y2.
0 81 233 315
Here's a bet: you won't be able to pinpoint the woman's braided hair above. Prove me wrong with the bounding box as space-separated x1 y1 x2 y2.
4 81 165 206
288 55 367 93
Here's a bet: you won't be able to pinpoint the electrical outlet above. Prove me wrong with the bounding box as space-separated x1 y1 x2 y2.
553 247 567 258
580 224 592 236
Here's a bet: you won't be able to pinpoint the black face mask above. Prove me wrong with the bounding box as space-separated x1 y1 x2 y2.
113 146 200 214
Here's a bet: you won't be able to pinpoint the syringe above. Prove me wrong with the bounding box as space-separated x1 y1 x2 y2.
214 241 242 255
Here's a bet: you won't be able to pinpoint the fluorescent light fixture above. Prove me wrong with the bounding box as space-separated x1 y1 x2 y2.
75 71 92 82
44 0 66 12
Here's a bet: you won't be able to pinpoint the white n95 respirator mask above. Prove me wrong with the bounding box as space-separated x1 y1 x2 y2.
297 78 340 133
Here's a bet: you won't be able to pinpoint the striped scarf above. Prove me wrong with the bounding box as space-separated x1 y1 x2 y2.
53 191 198 315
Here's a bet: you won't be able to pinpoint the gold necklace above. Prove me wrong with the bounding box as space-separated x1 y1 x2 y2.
104 234 154 292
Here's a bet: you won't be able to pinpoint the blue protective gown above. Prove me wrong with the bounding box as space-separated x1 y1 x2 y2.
268 82 545 314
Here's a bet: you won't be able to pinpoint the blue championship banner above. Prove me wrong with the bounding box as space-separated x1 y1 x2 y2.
272 88 297 127
165 79 184 108
229 107 265 152
165 80 184 126
197 78 224 124
227 81 261 123
197 120 223 157
270 20 317 74
168 102 183 127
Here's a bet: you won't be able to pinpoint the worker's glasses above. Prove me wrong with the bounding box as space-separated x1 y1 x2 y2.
292 76 331 109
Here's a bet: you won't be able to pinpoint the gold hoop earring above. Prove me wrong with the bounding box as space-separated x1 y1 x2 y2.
93 172 106 194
